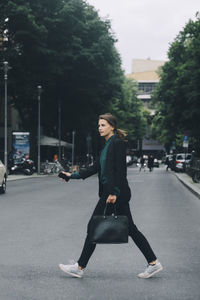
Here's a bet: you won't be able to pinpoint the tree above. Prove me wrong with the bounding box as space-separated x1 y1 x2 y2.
0 0 124 158
152 13 200 153
110 78 147 149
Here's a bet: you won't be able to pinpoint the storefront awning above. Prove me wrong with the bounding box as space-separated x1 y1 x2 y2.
40 135 72 149
142 138 165 151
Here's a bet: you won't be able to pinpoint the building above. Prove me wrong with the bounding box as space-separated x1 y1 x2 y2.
126 58 166 156
127 58 165 113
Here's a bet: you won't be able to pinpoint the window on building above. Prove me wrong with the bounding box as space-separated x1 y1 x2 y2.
138 83 157 95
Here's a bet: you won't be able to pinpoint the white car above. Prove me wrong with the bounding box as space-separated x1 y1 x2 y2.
174 153 192 172
0 160 7 194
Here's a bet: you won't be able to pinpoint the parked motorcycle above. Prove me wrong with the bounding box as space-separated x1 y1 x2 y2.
8 153 36 175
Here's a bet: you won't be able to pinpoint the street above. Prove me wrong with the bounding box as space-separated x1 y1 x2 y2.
0 166 200 300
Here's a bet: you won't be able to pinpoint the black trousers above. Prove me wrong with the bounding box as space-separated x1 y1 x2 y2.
78 197 157 268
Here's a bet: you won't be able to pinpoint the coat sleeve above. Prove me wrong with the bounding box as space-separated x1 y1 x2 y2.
107 139 127 195
78 159 99 179
114 139 127 190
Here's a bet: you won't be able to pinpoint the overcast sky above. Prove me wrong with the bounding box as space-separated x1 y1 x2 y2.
86 0 200 74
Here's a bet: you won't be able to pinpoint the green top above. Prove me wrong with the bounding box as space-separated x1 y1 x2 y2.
71 134 120 197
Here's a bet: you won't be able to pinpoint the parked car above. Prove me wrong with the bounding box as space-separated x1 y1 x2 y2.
0 160 7 194
171 153 192 172
153 158 159 168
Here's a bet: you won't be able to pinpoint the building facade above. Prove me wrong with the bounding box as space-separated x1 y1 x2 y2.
126 58 166 155
127 58 165 112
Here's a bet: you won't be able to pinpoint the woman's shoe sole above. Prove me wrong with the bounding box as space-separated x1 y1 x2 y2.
59 264 82 278
139 265 163 278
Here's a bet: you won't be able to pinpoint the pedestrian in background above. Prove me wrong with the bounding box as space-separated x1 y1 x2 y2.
139 156 146 171
165 156 170 171
59 113 163 279
148 155 154 172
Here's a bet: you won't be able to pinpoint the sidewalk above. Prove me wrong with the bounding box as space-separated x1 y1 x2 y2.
174 171 200 199
7 173 51 182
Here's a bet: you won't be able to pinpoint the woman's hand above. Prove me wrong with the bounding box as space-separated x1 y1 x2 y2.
62 171 71 177
106 194 117 204
59 171 71 182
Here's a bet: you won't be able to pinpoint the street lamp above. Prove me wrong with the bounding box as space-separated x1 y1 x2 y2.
86 134 91 165
3 61 9 173
72 131 75 170
37 85 42 174
58 101 61 162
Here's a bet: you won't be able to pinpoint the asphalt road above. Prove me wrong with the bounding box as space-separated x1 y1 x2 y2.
0 166 200 300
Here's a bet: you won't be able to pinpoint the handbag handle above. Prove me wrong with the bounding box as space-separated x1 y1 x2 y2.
103 203 118 219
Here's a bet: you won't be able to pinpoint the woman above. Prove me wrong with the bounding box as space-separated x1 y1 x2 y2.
59 113 163 278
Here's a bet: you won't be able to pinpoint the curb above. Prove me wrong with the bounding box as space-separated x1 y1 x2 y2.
7 174 53 182
174 172 200 200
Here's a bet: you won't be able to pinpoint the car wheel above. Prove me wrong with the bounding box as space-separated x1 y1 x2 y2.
0 176 6 194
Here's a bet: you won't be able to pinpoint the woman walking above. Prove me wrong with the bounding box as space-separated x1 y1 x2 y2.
59 113 163 278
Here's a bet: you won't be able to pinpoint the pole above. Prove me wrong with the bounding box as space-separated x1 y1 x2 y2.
72 131 75 170
86 134 91 165
37 85 42 174
58 101 61 162
3 62 8 173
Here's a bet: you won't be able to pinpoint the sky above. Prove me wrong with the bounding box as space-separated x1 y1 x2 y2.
86 0 200 74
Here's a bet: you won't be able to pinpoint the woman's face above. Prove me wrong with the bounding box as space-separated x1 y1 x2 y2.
98 119 114 139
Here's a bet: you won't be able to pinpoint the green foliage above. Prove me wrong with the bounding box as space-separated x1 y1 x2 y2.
0 0 124 154
110 78 147 148
152 13 200 152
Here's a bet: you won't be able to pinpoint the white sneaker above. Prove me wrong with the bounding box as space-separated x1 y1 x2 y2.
59 261 84 278
138 261 163 278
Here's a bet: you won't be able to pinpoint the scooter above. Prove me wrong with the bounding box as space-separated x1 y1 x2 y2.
8 154 36 175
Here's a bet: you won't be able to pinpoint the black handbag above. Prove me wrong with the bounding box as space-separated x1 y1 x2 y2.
88 204 129 244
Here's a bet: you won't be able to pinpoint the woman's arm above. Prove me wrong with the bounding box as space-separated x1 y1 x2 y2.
60 160 99 181
78 161 99 179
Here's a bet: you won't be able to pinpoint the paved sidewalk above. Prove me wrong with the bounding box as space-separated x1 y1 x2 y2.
174 171 200 199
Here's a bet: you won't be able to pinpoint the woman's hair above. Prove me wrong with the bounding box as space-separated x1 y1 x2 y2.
99 113 127 140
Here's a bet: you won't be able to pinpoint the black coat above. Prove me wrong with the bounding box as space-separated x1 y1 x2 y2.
79 135 131 203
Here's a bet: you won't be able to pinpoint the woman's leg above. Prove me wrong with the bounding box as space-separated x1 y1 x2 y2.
117 202 157 263
77 198 108 269
59 199 107 277
77 234 96 269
